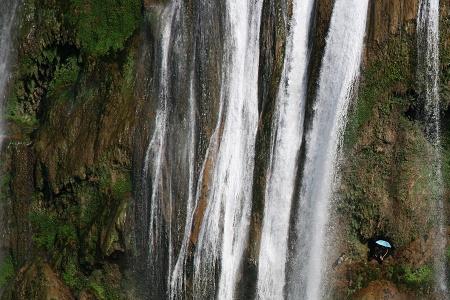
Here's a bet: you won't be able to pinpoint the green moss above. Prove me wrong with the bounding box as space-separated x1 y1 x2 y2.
344 263 384 297
48 57 80 102
123 51 136 87
29 211 58 250
345 37 413 147
111 176 132 200
29 211 77 252
90 282 121 300
62 256 85 290
89 281 109 300
69 0 141 56
5 94 38 128
2 1 139 298
86 270 121 300
0 255 15 288
399 265 434 291
77 184 102 229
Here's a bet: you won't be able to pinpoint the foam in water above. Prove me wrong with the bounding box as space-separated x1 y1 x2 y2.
289 0 369 299
256 0 314 298
417 0 449 297
192 0 262 298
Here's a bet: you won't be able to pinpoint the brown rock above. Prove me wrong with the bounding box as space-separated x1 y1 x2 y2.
143 0 166 10
395 230 440 268
79 290 96 300
3 261 74 300
352 280 410 300
368 0 418 45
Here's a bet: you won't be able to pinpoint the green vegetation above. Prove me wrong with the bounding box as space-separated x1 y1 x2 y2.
343 262 435 297
89 281 108 300
62 256 84 290
77 184 102 229
0 255 15 288
111 176 132 200
398 265 434 291
29 210 77 252
447 246 450 261
339 31 439 248
61 256 122 299
1 0 138 298
345 264 383 297
48 57 80 102
29 169 129 297
345 37 413 147
6 93 39 129
339 21 450 294
124 49 136 85
70 0 141 56
87 278 121 300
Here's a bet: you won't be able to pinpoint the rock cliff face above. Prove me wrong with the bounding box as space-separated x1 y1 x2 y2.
0 0 448 299
333 1 450 298
1 0 141 298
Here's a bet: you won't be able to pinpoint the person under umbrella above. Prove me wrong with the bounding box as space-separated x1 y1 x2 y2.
368 238 393 264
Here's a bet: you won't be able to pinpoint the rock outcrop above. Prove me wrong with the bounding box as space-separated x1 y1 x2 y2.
2 261 74 300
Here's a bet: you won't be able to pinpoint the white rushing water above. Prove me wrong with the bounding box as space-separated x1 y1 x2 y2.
289 0 369 299
141 1 179 295
192 0 262 298
417 0 448 297
256 0 314 298
169 73 197 300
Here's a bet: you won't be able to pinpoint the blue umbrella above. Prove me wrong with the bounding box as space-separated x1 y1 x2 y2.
375 240 392 248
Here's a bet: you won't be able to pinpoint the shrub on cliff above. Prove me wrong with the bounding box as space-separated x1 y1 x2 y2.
70 0 141 56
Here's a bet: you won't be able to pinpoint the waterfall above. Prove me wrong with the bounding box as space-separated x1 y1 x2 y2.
140 2 180 297
192 0 262 298
256 0 314 298
288 0 369 299
417 0 449 297
169 73 197 300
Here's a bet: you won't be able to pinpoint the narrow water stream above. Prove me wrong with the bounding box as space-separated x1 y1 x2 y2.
288 1 369 298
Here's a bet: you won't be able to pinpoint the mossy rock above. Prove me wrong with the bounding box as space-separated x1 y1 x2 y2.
69 0 141 56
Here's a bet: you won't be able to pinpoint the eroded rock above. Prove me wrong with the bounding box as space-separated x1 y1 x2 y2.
2 261 74 300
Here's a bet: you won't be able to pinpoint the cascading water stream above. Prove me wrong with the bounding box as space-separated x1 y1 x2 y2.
192 0 262 298
169 73 197 300
141 2 179 297
417 0 448 297
289 0 369 299
256 0 314 298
